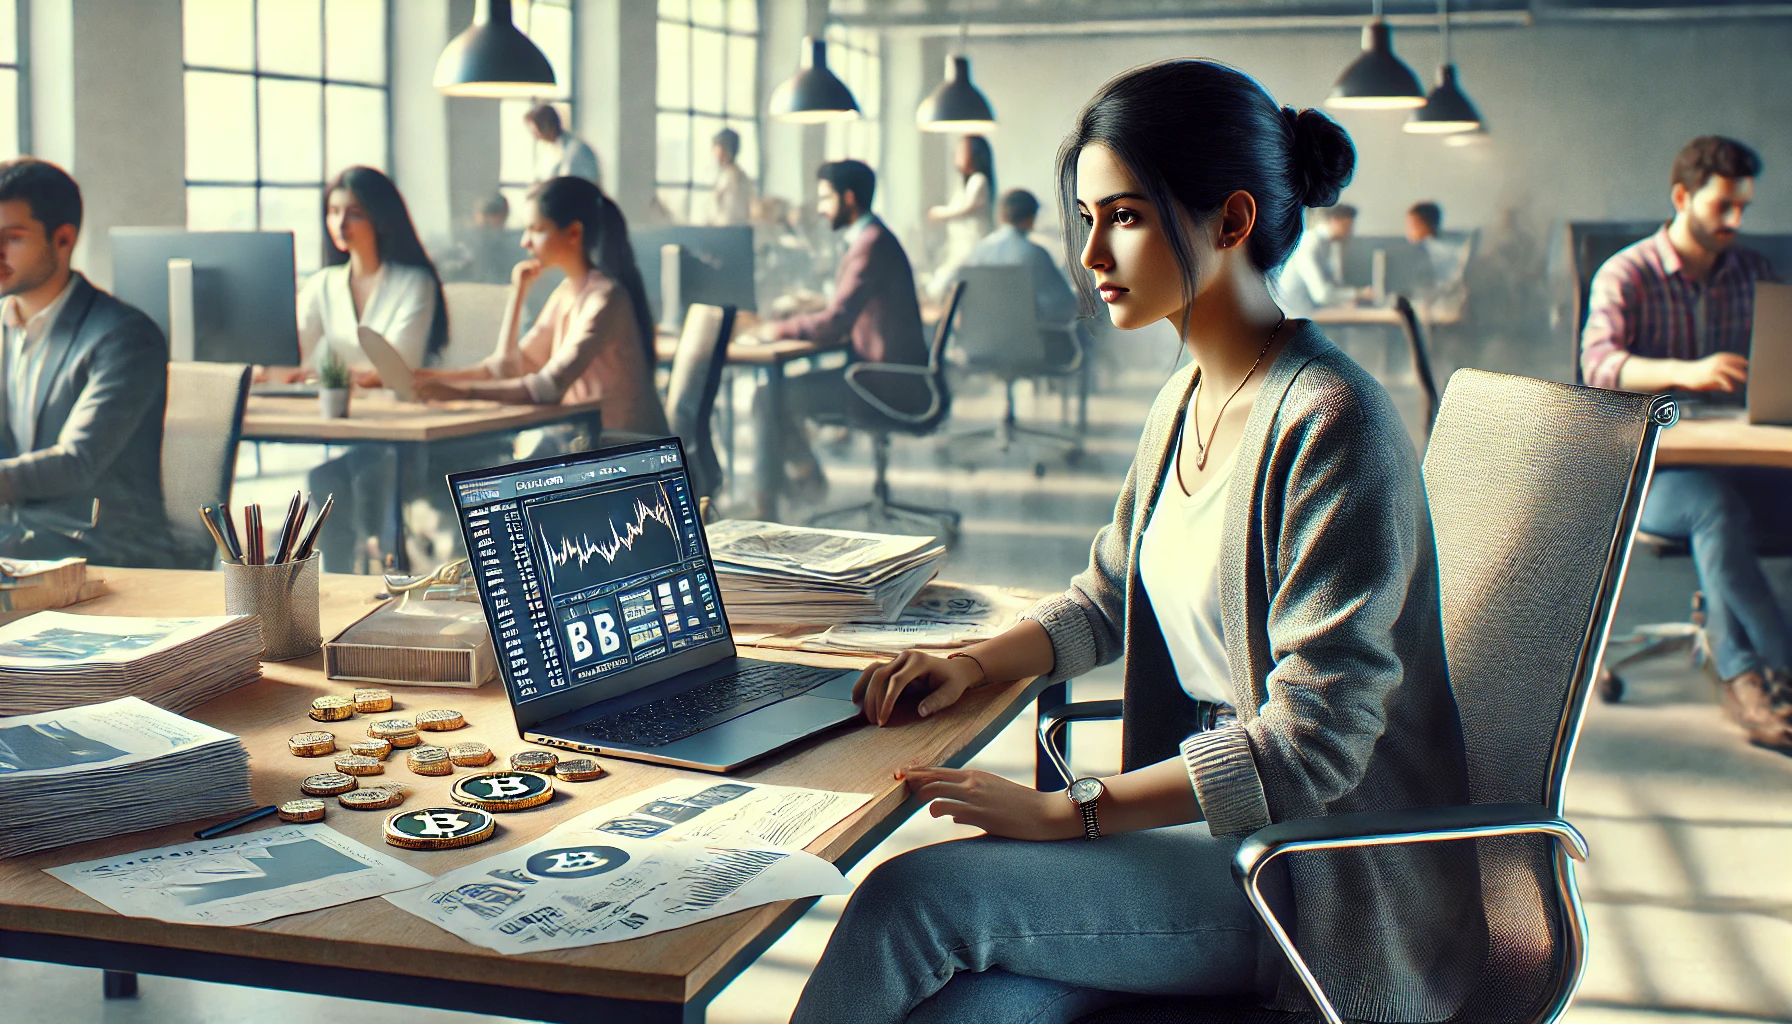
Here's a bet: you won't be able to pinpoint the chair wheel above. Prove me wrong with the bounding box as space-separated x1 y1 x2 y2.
1597 671 1624 704
1065 447 1084 466
1034 462 1047 478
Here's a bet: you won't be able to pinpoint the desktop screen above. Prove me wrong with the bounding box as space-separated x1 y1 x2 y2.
452 441 729 713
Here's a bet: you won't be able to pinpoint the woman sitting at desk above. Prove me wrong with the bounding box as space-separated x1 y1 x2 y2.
411 176 669 438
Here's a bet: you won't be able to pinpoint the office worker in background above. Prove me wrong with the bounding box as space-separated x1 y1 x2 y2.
412 177 669 438
440 193 515 285
792 60 1479 1024
750 160 926 497
962 188 1079 326
926 135 996 298
1276 203 1369 315
525 104 602 189
0 158 171 566
709 128 757 227
1581 135 1792 748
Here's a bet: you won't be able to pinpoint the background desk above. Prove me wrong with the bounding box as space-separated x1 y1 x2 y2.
242 392 605 572
1655 414 1792 470
0 569 1048 1023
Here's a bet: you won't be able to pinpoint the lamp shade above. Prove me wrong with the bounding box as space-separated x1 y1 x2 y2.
1325 20 1426 110
434 0 556 98
1405 64 1483 134
769 37 860 124
917 55 997 133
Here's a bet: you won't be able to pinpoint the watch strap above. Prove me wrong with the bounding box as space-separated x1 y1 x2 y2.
1076 793 1101 840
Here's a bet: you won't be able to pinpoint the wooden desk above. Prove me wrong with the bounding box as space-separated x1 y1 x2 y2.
1656 412 1792 470
242 392 605 571
0 569 1049 1023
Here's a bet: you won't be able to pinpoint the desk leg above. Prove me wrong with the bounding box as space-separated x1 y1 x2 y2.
103 970 138 999
1035 681 1069 792
385 443 410 574
754 366 784 521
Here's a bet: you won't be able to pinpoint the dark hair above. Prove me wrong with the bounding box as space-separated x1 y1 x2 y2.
817 160 876 211
1672 136 1762 193
713 128 741 160
324 167 449 362
962 134 996 200
1000 188 1040 225
525 104 563 138
1056 59 1354 316
1407 201 1442 233
476 193 510 221
0 158 83 237
526 176 656 368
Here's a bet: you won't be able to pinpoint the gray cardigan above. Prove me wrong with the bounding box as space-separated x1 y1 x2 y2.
1024 322 1484 1021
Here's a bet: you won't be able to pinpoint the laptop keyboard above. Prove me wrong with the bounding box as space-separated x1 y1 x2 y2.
578 662 846 749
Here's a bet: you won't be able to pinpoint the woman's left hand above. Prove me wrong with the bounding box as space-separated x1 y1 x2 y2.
900 765 1079 842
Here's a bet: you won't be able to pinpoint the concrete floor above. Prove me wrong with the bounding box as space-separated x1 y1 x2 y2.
6 333 1791 1023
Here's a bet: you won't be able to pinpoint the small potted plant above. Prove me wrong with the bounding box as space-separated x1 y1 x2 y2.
317 348 352 419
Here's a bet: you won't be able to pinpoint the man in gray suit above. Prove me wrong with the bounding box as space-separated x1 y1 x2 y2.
0 158 171 566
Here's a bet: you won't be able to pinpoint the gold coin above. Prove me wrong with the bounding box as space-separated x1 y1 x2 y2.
350 739 393 760
407 745 454 776
287 731 336 757
340 785 407 810
309 695 355 722
384 807 497 850
415 709 466 732
448 742 495 768
450 771 555 812
509 750 559 774
300 772 358 797
277 798 327 822
333 754 384 776
352 688 394 713
553 758 607 782
369 718 420 747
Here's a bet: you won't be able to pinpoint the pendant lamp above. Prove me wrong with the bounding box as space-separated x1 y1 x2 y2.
1406 0 1483 134
917 19 996 133
769 37 861 124
434 0 557 98
1325 0 1425 110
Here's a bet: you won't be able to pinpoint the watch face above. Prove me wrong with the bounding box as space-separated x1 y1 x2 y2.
1068 777 1103 804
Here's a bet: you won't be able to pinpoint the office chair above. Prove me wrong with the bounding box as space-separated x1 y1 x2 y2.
159 362 252 570
807 281 966 543
440 282 510 369
1390 293 1441 433
946 265 1084 477
1045 370 1674 1024
664 303 736 500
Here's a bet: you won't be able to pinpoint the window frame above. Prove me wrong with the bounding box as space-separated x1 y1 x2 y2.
655 0 761 225
1 0 29 156
498 0 579 209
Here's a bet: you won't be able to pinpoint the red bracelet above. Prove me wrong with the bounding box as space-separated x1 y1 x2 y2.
947 651 988 684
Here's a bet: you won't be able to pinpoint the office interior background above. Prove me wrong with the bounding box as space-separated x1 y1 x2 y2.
3 1 1792 1022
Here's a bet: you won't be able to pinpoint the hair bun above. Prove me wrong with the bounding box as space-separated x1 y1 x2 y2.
1284 106 1356 209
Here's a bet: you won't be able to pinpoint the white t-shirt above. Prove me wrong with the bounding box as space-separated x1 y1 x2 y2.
1138 403 1238 706
297 262 437 371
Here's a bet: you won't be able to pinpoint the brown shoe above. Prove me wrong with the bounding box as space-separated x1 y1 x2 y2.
1719 670 1792 749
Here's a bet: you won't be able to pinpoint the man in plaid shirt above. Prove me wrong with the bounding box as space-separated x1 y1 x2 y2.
1581 136 1792 749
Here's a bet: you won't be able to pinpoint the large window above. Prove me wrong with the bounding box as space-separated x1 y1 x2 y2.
823 24 880 178
656 0 758 225
498 0 575 226
0 0 23 158
182 0 389 273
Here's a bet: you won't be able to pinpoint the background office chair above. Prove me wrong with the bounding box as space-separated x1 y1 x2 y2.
807 280 965 542
947 265 1084 477
440 282 510 369
1045 370 1673 1024
664 303 736 500
160 362 252 569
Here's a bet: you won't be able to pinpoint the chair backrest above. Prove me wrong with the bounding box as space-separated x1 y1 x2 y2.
162 362 252 568
665 303 736 498
929 278 966 374
953 265 1046 370
440 282 510 369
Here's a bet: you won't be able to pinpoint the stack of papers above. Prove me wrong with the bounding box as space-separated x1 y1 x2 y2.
737 581 1042 656
0 697 252 859
0 557 100 613
704 520 946 624
0 612 264 716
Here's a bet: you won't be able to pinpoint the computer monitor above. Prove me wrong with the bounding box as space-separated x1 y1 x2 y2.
630 226 756 326
109 228 301 365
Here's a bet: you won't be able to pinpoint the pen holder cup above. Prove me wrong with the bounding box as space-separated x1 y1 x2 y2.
223 554 322 661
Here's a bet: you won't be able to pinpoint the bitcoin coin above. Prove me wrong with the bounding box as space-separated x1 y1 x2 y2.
369 718 420 748
340 785 407 810
350 739 393 760
450 771 555 812
448 742 495 768
287 731 336 757
277 798 326 822
299 772 358 797
553 758 606 782
333 754 384 776
308 695 355 722
352 688 394 713
384 807 497 850
509 750 559 774
407 745 453 776
415 709 465 732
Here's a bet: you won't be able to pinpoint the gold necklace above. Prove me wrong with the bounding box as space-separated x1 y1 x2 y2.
1177 316 1287 494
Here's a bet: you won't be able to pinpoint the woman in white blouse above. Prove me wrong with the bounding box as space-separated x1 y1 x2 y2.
926 134 996 298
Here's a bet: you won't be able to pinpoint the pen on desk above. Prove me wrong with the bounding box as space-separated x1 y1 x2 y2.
293 493 333 562
272 491 303 564
199 506 239 565
219 504 245 563
282 494 309 563
194 805 279 840
246 503 263 565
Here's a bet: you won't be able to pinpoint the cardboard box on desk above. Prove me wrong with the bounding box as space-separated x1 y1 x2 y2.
324 598 494 689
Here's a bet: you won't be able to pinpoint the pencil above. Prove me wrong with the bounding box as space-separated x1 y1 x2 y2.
282 494 310 563
199 506 238 565
218 504 245 563
247 504 263 565
272 491 303 564
194 805 278 840
293 494 334 562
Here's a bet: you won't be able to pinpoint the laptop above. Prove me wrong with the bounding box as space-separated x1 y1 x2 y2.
358 326 417 401
1749 281 1792 426
448 437 863 772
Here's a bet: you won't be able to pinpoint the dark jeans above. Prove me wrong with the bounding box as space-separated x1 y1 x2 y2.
1639 466 1792 679
758 366 850 474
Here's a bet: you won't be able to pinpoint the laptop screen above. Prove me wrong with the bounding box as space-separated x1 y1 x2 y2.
449 439 732 726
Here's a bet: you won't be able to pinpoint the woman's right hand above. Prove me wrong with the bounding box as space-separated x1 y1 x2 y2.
853 650 985 727
511 258 544 292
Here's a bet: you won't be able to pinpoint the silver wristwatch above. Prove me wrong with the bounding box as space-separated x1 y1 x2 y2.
1067 777 1105 840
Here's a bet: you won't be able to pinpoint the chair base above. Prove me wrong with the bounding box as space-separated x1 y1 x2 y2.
1597 590 1708 704
947 379 1085 476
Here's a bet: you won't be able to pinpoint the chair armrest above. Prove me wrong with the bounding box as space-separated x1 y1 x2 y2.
844 362 943 425
1039 324 1085 376
1036 699 1123 788
1231 802 1587 1024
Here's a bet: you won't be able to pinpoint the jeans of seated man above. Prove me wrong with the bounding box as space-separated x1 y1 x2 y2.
754 367 851 482
1638 466 1792 681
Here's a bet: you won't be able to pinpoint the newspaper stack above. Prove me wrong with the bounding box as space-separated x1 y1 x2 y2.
0 697 252 859
704 520 946 624
737 582 1042 656
0 612 265 716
